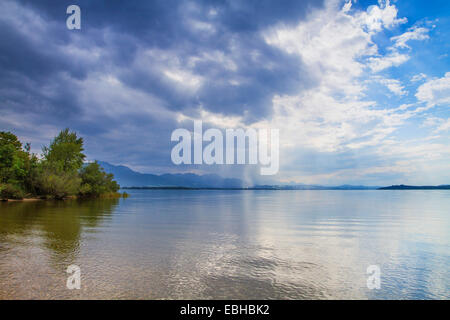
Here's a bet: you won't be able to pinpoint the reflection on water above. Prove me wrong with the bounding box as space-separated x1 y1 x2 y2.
0 190 449 299
0 199 118 262
0 199 118 299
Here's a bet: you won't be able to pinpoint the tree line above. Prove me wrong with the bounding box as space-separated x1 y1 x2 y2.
0 129 126 200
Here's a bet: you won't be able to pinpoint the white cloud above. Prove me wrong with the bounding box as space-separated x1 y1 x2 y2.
391 26 429 49
260 0 413 155
136 48 204 92
264 1 377 87
416 72 450 107
422 116 442 127
172 0 445 184
188 51 238 72
375 78 407 96
367 52 410 72
434 118 450 133
359 0 407 32
163 69 203 90
252 0 446 184
411 73 427 82
366 24 430 73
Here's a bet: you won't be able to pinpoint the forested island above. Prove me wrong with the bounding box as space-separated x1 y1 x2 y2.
0 129 127 200
378 185 450 190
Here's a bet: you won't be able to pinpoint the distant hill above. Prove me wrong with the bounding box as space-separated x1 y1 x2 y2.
378 185 450 190
98 161 447 190
252 184 379 190
97 161 244 188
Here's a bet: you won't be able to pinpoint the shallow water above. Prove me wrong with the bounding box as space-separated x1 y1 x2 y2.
0 190 449 299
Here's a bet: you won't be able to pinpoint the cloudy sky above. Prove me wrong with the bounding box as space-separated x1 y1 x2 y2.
1 0 449 185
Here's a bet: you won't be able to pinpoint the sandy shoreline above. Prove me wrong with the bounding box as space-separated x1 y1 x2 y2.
1 198 44 202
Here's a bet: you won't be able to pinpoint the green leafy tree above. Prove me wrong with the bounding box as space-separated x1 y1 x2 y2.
0 131 23 183
22 151 41 195
36 129 86 199
43 128 85 172
0 132 30 199
1 129 124 200
0 131 22 150
0 183 24 200
37 168 81 200
79 161 120 197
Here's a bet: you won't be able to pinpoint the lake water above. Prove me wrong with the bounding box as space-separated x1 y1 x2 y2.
0 190 449 299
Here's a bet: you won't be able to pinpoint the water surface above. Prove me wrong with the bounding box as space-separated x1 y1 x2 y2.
0 190 449 299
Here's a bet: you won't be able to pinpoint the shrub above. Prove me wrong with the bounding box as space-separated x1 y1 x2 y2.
0 130 124 200
78 161 120 197
0 183 24 200
37 170 81 200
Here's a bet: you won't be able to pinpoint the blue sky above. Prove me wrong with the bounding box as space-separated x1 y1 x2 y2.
0 0 449 185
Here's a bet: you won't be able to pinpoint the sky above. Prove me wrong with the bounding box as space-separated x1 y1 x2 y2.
0 0 449 186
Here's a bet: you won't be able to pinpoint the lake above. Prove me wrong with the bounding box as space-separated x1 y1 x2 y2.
0 190 449 299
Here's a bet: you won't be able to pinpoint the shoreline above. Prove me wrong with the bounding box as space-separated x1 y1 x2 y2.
122 186 450 191
1 198 44 202
1 192 129 202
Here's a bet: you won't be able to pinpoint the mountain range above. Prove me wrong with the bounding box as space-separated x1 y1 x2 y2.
98 162 449 190
97 161 244 188
97 161 381 189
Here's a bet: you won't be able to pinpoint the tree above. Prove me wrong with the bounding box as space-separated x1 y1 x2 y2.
22 151 41 195
43 128 85 172
0 131 23 183
79 161 120 197
0 183 24 200
0 131 22 150
37 168 81 200
35 129 86 199
1 129 123 200
0 132 30 199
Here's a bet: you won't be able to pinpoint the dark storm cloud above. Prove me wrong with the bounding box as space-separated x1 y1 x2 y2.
10 0 323 115
1 0 324 172
19 0 322 34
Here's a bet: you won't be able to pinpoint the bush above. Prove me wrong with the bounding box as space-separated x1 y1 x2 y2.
37 170 81 200
0 183 24 200
78 161 120 197
0 130 124 200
